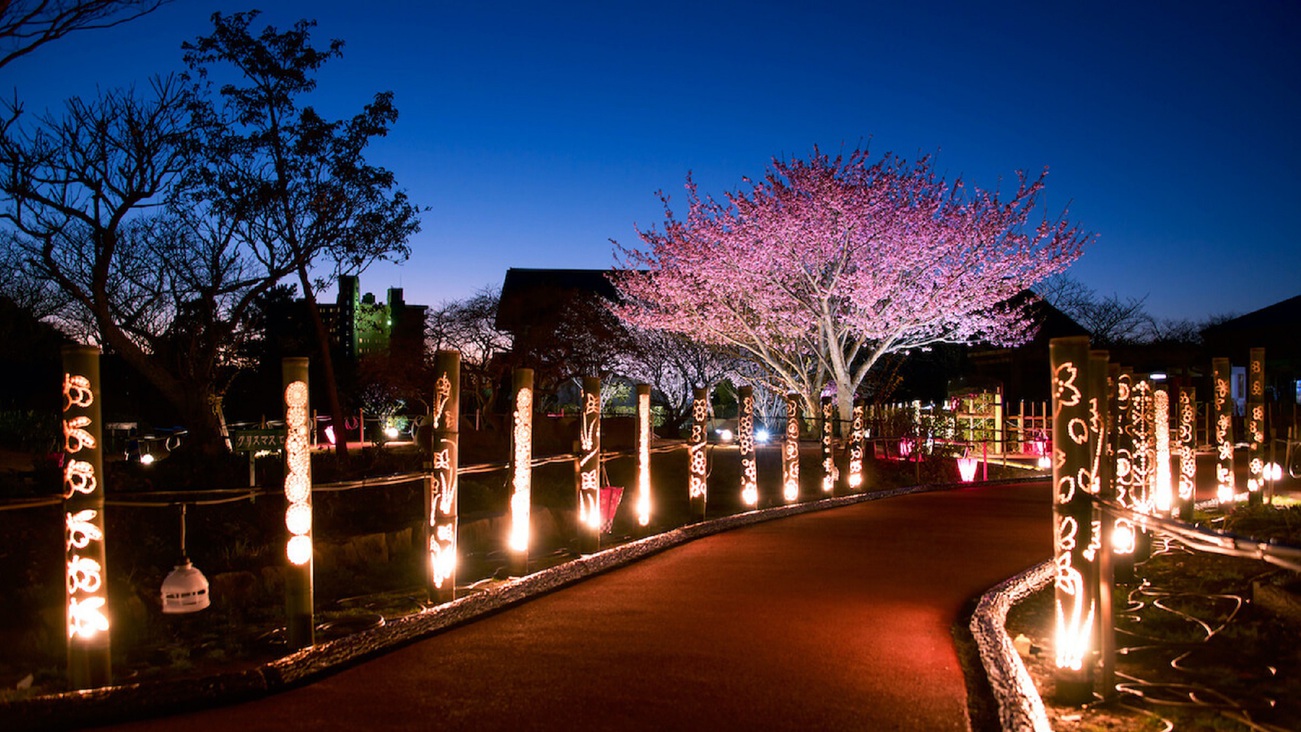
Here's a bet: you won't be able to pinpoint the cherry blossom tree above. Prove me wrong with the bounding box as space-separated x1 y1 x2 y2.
611 147 1092 421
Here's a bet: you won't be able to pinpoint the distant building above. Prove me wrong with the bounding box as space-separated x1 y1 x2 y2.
495 268 621 342
317 275 428 363
1201 293 1301 405
961 293 1091 405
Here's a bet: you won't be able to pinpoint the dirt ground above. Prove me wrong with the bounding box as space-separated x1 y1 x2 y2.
1006 541 1301 732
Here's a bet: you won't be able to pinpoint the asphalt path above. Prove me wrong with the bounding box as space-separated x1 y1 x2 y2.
101 481 1052 731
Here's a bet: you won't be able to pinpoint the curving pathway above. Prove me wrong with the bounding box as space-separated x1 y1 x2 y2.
101 481 1051 731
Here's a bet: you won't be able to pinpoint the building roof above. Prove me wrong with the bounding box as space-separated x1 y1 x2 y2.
495 268 621 331
1201 293 1301 360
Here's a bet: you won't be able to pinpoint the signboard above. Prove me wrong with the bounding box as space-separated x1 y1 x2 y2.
232 429 286 453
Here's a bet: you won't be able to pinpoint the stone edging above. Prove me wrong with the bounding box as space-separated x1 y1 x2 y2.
3 478 1036 731
969 558 1054 732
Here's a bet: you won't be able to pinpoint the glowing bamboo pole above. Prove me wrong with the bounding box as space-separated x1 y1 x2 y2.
1211 358 1236 504
1050 336 1096 704
1111 369 1136 581
282 357 314 651
1153 384 1173 515
820 395 836 493
688 387 708 522
1176 387 1196 521
1094 352 1116 699
782 392 801 503
577 377 602 554
427 350 460 603
62 345 111 689
848 400 865 490
1130 377 1153 513
1247 348 1265 506
738 386 758 507
635 385 652 528
509 369 534 575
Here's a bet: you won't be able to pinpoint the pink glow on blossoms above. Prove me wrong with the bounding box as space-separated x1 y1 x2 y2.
612 147 1091 418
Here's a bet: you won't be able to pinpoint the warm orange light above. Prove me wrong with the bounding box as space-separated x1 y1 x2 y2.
283 380 312 566
636 386 651 527
578 387 602 537
62 367 109 645
688 392 708 504
782 394 800 503
1112 519 1136 554
1153 388 1172 514
1211 362 1235 505
848 403 864 490
286 535 313 566
739 389 758 507
1049 342 1097 681
510 386 533 553
820 398 836 493
1177 388 1196 508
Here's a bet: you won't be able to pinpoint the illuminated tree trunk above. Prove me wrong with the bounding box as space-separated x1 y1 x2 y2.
635 384 652 529
1050 336 1097 704
688 387 709 522
282 357 315 651
509 369 534 575
62 345 111 689
1212 357 1236 504
739 386 758 507
1176 387 1197 522
820 395 836 494
1247 348 1265 506
576 377 601 554
782 392 801 503
427 350 459 603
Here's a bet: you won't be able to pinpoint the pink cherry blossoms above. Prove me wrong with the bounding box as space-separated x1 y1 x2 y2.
611 147 1092 419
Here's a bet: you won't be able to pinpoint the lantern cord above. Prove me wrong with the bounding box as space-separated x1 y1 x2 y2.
179 503 188 558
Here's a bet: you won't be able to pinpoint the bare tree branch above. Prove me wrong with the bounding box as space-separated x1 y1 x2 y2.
0 0 169 69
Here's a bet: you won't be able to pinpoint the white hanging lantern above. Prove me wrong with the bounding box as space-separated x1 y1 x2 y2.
160 504 210 614
161 560 210 614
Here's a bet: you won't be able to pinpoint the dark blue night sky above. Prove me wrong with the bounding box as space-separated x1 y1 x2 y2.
5 1 1298 321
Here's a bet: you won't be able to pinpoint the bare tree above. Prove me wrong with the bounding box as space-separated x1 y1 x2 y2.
1036 274 1153 346
614 326 740 435
426 286 512 426
0 77 322 453
0 0 168 69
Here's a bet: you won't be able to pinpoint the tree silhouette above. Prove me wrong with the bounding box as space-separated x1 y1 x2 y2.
182 11 422 458
0 0 168 69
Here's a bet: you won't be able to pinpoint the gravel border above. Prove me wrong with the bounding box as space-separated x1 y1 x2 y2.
3 478 1038 731
969 558 1055 732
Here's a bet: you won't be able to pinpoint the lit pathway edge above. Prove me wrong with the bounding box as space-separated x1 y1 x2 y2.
970 558 1055 732
4 478 1038 731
